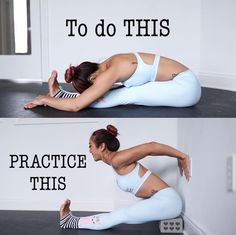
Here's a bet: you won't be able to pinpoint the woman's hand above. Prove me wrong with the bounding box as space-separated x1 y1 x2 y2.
178 155 191 181
24 95 48 109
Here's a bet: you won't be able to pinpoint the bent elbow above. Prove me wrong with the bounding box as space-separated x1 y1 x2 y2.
149 141 159 148
149 141 157 145
70 99 84 112
148 141 162 156
68 104 81 112
71 106 81 112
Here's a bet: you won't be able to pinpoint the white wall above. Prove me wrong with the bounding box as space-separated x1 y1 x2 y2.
177 119 236 235
0 0 201 81
1 0 236 91
0 118 179 211
42 0 236 91
1 118 235 233
199 0 236 90
45 0 201 81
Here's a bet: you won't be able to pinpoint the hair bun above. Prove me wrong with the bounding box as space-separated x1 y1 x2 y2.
65 65 76 83
106 125 118 137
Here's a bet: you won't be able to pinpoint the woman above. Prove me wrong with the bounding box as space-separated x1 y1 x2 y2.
24 52 201 111
60 125 190 230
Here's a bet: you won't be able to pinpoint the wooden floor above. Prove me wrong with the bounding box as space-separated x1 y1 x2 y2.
0 210 183 235
1 79 236 117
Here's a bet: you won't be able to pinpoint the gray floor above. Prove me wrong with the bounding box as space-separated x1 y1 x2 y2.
1 79 236 117
0 210 183 235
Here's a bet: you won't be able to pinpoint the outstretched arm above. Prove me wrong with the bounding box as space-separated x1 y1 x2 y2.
113 142 190 181
24 67 118 112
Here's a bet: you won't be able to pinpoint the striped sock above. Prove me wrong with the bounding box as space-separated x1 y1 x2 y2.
54 86 79 98
60 212 80 229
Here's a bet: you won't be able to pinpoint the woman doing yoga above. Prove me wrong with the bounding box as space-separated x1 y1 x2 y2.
60 125 190 230
25 52 201 111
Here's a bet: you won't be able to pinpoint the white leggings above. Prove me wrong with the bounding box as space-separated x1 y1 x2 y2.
61 187 182 230
55 70 201 108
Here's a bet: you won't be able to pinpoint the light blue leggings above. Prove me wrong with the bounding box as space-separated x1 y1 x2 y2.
60 187 182 230
55 70 201 108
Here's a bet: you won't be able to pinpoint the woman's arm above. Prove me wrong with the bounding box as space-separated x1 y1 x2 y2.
25 67 118 112
113 142 190 181
114 142 186 165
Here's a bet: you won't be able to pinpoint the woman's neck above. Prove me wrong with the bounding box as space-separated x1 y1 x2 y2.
101 151 116 165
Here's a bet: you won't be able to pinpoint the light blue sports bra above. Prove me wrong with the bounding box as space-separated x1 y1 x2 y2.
122 53 160 88
113 162 152 195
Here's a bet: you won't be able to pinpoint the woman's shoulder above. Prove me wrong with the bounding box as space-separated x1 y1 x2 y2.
111 52 156 64
101 53 134 70
110 144 146 167
100 54 122 67
111 152 136 174
110 150 128 169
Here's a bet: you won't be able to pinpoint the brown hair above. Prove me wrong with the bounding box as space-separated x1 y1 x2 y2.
64 62 99 93
91 125 120 152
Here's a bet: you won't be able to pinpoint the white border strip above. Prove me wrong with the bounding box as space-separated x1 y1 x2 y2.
199 72 236 91
14 118 99 125
183 214 207 235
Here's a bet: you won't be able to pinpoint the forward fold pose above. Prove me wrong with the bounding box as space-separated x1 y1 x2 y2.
25 52 201 111
60 125 190 230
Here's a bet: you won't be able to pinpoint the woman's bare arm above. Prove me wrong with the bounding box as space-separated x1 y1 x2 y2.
24 67 119 112
113 142 190 181
114 142 186 165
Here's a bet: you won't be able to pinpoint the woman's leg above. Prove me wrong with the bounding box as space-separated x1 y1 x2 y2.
48 75 136 107
54 86 79 98
49 70 201 108
130 70 201 107
90 70 201 108
47 71 79 98
60 188 182 230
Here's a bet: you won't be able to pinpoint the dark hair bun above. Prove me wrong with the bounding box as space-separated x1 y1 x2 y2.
65 65 76 83
106 125 118 137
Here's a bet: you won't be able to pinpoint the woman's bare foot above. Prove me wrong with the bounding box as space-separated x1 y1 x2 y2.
48 70 60 97
60 199 71 220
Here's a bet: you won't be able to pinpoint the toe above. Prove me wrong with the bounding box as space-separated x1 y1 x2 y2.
51 70 57 77
60 199 71 219
60 199 71 211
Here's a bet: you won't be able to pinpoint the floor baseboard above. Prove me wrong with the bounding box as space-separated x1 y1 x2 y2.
199 72 236 92
182 214 207 235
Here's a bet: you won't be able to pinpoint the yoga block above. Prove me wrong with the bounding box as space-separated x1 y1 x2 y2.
159 217 183 233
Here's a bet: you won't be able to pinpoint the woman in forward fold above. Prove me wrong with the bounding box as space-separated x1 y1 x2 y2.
24 52 201 111
60 125 190 230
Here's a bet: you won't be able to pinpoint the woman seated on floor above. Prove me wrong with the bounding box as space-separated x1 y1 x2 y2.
60 124 190 230
24 52 201 112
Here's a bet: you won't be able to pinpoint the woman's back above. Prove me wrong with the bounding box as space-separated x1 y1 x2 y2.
101 52 188 82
